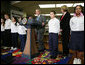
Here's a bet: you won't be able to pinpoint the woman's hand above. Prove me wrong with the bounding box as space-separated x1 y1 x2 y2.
60 29 63 32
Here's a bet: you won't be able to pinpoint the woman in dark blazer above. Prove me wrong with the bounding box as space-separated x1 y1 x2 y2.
60 5 71 56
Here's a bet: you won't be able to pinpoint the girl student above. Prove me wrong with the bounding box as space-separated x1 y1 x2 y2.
4 14 12 47
17 17 27 52
1 18 5 46
11 16 18 50
69 5 84 64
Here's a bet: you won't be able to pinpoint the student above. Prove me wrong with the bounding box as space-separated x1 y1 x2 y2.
17 18 27 52
69 5 84 64
1 18 5 46
60 5 71 56
11 16 18 50
48 11 60 59
4 14 12 47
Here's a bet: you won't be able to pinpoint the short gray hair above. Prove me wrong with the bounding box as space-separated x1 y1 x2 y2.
36 9 41 12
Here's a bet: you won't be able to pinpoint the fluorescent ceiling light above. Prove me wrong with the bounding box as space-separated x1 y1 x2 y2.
39 3 84 8
11 1 21 5
34 14 38 16
35 13 74 16
42 14 50 16
73 3 84 7
39 4 55 8
70 13 74 15
56 3 73 7
35 14 50 16
56 14 62 16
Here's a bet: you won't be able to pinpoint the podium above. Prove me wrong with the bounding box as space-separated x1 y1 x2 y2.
21 22 40 59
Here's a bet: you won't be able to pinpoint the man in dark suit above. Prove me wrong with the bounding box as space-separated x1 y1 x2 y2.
35 9 46 52
60 5 71 56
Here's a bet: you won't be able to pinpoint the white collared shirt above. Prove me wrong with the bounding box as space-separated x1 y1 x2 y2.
11 22 18 33
36 14 40 18
17 23 27 35
70 16 84 31
1 24 5 32
38 15 40 17
48 18 60 33
5 19 11 30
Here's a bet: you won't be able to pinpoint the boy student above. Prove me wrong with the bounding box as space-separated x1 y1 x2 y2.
48 11 60 59
69 5 84 64
4 14 12 47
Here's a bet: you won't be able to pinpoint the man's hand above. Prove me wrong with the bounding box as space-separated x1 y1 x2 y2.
42 22 45 26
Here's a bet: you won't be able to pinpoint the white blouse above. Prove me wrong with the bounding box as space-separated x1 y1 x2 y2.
5 19 11 30
1 24 5 32
11 22 18 33
70 16 84 31
17 23 27 35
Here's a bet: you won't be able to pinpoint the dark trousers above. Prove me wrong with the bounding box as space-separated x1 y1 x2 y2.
62 30 70 54
1 31 5 46
11 33 18 48
37 28 45 51
49 33 58 57
4 29 12 47
19 34 26 52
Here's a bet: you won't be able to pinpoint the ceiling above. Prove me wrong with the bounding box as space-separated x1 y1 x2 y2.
11 1 84 16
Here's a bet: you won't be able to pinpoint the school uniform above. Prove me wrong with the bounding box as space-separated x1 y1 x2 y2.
17 23 27 52
4 19 12 47
1 24 5 46
48 18 60 57
11 22 18 48
69 14 84 52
